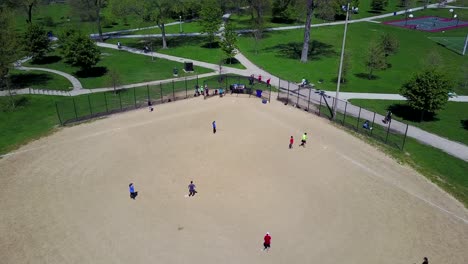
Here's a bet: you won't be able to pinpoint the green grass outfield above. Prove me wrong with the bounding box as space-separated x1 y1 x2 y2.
124 22 203 35
237 21 468 95
24 48 212 89
107 37 246 69
349 99 468 145
8 69 72 91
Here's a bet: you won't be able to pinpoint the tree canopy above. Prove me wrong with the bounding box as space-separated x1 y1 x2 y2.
59 29 101 71
22 24 50 62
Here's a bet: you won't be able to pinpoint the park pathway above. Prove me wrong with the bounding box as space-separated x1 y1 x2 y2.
15 66 83 90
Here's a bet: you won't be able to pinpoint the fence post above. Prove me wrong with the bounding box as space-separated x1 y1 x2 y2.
286 81 290 104
196 75 199 86
185 78 188 98
401 124 409 150
356 107 361 130
118 91 122 110
104 92 109 113
146 85 150 101
133 87 137 108
385 120 391 143
296 86 300 107
370 112 376 136
318 95 322 116
55 102 63 125
277 79 280 99
88 94 93 115
172 80 175 101
72 98 78 119
160 82 163 104
307 86 311 111
342 101 347 124
269 80 272 102
225 74 228 89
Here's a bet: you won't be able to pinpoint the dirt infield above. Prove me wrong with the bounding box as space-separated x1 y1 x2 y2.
1 95 467 264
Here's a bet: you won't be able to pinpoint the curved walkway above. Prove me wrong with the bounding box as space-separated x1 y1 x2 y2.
16 66 83 90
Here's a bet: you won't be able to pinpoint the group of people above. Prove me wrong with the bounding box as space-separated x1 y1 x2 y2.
194 85 225 98
289 133 308 149
249 74 271 87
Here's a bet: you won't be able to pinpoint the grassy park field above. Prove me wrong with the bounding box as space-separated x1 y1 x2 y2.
24 48 212 89
8 69 72 91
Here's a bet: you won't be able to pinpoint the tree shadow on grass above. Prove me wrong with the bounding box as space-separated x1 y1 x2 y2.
388 103 439 122
75 67 108 78
30 55 62 65
264 40 337 60
461 120 468 130
9 73 52 89
354 73 380 80
201 41 220 49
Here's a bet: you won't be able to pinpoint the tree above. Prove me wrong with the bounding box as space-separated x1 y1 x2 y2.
315 0 336 21
199 0 222 45
107 68 121 93
370 0 388 11
7 0 38 24
220 21 238 64
365 41 386 79
300 0 314 63
0 7 21 107
380 32 399 57
140 0 175 49
59 30 101 71
423 50 444 70
22 24 50 62
400 68 452 121
69 0 107 41
272 0 302 22
341 51 351 83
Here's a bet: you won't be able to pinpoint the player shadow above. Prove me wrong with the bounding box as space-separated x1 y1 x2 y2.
461 120 468 130
130 191 138 199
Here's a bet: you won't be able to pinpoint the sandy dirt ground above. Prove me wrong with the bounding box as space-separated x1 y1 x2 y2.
0 95 467 264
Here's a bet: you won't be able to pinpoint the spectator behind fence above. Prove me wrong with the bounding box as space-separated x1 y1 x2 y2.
363 120 372 130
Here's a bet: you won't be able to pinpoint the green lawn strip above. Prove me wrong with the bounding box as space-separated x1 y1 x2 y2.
314 105 468 207
24 48 213 89
125 22 203 35
8 69 72 91
349 99 468 145
0 95 61 155
237 22 467 94
107 37 246 69
13 3 157 35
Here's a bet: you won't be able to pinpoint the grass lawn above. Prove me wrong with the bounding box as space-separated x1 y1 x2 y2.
126 22 204 35
13 3 157 35
378 6 468 23
0 95 60 154
237 21 468 94
349 99 468 145
8 69 72 91
107 37 246 69
24 48 213 89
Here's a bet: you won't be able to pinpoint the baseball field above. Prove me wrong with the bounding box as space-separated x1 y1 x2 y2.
0 95 467 263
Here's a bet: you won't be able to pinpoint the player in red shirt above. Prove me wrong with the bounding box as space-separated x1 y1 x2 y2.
263 232 271 251
289 136 294 149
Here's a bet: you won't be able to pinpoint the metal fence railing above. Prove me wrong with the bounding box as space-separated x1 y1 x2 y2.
55 74 272 125
276 80 409 150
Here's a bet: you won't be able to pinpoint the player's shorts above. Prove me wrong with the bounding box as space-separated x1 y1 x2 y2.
263 243 270 248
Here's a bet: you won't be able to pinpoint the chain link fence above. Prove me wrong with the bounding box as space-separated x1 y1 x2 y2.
277 80 409 150
55 74 273 125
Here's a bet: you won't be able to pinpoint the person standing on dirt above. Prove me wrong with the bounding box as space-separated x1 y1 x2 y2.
129 183 137 199
212 121 216 134
263 232 271 251
188 181 197 197
289 136 294 149
422 257 429 264
299 133 308 147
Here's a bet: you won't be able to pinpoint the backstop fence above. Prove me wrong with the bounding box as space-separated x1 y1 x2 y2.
55 74 272 125
276 81 409 150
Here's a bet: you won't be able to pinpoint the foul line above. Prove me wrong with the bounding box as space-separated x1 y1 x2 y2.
338 152 468 224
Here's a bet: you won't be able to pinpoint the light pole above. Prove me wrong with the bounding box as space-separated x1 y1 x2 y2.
449 8 454 19
454 14 459 26
179 16 182 33
333 2 350 119
405 9 413 26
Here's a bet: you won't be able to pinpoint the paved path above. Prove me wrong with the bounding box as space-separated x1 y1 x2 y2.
15 66 83 90
328 92 468 102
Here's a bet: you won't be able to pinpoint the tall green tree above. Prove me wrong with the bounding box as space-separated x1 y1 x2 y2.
59 29 101 71
8 0 38 24
400 68 452 121
380 32 399 57
0 7 21 107
220 21 238 64
315 0 336 21
23 24 50 62
69 0 107 41
300 0 314 63
370 0 388 11
140 0 175 49
365 41 386 79
199 0 223 45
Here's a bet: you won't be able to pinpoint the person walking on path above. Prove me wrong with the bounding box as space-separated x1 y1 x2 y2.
129 183 137 199
188 181 197 197
263 232 271 251
289 136 294 149
212 121 216 134
299 133 308 147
